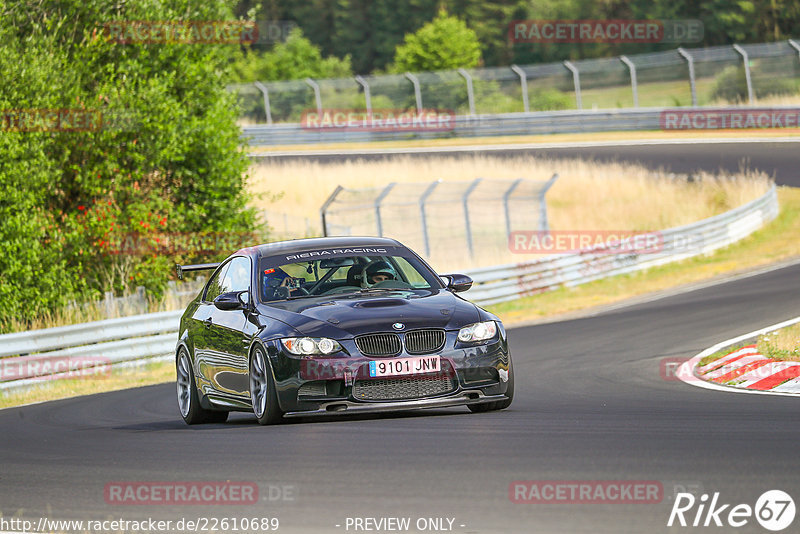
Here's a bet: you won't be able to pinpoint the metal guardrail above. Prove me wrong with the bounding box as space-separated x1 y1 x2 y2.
467 184 778 305
241 106 800 146
0 184 778 391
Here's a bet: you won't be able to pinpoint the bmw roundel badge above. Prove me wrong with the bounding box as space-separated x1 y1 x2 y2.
392 322 405 330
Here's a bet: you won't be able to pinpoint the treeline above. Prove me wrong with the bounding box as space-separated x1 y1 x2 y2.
234 0 800 75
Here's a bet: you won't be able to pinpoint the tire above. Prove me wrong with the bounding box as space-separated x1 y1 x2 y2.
468 362 514 413
249 346 284 425
176 348 229 425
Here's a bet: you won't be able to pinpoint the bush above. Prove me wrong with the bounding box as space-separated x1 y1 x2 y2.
0 0 259 331
711 65 797 103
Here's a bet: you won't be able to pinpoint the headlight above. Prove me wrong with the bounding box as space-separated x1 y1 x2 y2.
281 337 342 355
457 321 497 342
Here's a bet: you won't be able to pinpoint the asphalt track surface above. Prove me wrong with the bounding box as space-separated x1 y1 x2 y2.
2 142 799 533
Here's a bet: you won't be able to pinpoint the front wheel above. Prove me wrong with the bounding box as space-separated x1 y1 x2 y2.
249 347 284 425
177 348 228 424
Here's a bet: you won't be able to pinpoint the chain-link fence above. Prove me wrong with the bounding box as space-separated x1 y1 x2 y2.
231 40 800 124
320 175 558 271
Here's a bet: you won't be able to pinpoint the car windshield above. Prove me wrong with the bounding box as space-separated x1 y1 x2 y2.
259 253 441 303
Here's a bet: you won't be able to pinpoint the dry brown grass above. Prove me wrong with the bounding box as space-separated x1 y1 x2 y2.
248 155 771 270
757 323 800 362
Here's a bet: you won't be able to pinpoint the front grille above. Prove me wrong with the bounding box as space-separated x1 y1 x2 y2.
405 329 445 354
355 333 401 356
353 374 457 401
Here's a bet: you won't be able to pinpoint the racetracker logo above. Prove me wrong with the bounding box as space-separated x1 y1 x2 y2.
510 480 663 504
100 20 258 44
300 109 455 133
509 19 703 43
104 482 259 505
661 109 800 130
1 356 111 382
1 108 105 132
668 490 795 530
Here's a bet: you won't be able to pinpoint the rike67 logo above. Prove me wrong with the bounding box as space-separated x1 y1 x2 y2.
668 490 795 531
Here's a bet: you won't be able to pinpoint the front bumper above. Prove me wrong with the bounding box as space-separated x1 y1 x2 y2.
265 333 511 414
283 391 508 418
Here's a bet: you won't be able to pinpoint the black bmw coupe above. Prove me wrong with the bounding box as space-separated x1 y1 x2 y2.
175 237 513 425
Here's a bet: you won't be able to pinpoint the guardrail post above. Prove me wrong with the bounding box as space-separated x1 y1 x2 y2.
510 65 529 113
619 56 639 108
677 48 698 107
355 75 372 115
404 73 423 113
374 183 396 237
304 77 323 116
462 178 482 258
419 180 440 257
253 81 273 124
457 68 476 116
320 185 344 237
538 173 559 233
563 61 582 110
503 179 523 241
732 44 754 105
789 39 800 62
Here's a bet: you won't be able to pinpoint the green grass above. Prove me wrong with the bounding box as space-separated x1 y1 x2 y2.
757 323 800 362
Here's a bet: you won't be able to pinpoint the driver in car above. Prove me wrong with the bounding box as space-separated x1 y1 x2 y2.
363 261 397 286
262 267 304 299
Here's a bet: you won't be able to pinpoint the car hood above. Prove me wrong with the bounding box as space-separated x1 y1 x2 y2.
257 289 480 338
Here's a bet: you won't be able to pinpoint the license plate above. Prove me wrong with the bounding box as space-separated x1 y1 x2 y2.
368 356 441 377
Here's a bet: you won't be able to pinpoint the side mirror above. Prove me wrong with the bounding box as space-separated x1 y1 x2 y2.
214 291 248 310
442 273 473 293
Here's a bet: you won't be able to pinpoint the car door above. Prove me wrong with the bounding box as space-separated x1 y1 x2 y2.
189 260 231 398
204 256 258 398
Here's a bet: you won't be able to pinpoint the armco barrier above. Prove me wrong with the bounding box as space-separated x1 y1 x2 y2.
241 107 800 146
0 184 778 391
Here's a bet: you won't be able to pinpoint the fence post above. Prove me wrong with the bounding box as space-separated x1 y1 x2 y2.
677 48 698 107
563 61 582 110
374 183 396 237
320 185 344 237
732 44 754 105
462 178 482 258
135 286 146 314
253 81 272 124
355 75 372 115
790 39 800 61
419 181 440 257
510 65 529 113
538 173 559 233
457 68 476 116
304 77 323 115
619 56 639 108
503 179 523 241
404 72 423 113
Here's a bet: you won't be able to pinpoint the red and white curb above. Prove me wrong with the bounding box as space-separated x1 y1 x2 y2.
678 316 800 397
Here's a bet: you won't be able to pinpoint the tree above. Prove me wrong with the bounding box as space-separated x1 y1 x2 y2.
390 10 482 73
0 0 258 331
230 27 352 82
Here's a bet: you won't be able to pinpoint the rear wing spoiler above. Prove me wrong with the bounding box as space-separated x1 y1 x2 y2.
175 262 221 280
